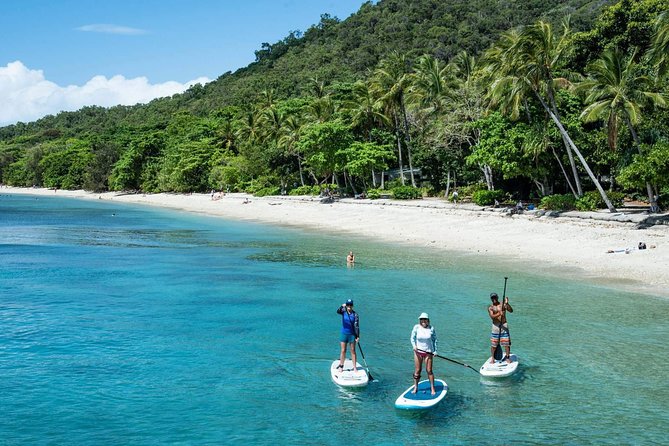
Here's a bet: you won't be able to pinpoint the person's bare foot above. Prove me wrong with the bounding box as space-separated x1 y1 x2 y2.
489 358 495 364
411 386 417 394
431 389 436 395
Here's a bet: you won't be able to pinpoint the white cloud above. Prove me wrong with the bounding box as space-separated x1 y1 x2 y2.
0 61 210 126
76 24 148 35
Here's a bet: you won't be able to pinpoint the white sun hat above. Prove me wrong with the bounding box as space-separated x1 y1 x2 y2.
419 312 429 319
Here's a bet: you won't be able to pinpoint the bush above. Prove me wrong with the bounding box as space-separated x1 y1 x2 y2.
458 183 486 199
366 188 382 199
575 190 625 211
289 185 319 196
254 186 281 197
472 189 506 206
391 186 423 200
540 194 576 211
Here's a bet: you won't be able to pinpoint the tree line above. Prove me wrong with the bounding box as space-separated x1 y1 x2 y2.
0 0 667 212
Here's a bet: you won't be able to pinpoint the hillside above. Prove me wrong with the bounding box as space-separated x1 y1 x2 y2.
1 0 611 137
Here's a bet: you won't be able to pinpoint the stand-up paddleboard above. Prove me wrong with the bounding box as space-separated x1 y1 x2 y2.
394 379 448 410
479 353 519 377
330 359 369 387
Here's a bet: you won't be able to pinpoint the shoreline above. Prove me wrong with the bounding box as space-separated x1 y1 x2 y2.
4 187 668 298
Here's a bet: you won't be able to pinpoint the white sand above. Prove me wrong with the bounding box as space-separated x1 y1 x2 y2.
5 187 668 297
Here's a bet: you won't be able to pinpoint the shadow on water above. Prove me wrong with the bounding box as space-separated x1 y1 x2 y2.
394 391 472 426
479 367 528 388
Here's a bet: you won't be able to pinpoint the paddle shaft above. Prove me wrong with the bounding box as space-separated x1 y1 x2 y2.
357 342 376 381
416 349 480 374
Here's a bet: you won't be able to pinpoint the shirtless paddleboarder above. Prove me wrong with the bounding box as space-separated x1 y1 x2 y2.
488 292 513 363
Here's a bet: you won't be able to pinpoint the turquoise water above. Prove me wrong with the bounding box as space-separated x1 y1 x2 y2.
1 194 667 445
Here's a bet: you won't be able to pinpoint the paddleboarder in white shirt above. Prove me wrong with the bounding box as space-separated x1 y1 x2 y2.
410 313 437 395
488 293 513 363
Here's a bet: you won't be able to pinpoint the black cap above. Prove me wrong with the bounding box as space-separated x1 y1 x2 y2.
490 293 499 300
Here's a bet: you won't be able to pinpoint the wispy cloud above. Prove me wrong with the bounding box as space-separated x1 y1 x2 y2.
76 24 148 35
0 61 210 126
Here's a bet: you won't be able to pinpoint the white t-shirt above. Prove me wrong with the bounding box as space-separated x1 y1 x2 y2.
411 324 437 353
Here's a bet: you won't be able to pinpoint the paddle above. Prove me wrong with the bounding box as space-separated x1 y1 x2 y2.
494 277 509 361
416 349 480 374
357 342 378 382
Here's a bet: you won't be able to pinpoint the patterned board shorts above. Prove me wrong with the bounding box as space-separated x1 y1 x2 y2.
490 323 511 347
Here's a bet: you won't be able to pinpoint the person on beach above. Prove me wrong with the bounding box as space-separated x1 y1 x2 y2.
347 251 355 265
336 299 359 372
410 312 437 395
488 292 513 363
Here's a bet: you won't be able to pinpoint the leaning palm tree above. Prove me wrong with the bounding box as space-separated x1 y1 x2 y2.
485 20 616 211
371 52 416 186
577 48 667 211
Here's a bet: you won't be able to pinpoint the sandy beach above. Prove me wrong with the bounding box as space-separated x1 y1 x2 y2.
4 187 668 297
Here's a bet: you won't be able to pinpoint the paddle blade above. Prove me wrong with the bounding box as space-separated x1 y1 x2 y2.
494 344 503 361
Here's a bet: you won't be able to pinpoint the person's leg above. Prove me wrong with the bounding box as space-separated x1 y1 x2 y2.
339 340 347 368
490 327 498 363
426 355 435 395
502 326 511 363
351 341 358 371
412 353 422 393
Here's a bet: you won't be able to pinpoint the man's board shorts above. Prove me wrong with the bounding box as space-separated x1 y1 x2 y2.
490 323 511 347
340 333 357 343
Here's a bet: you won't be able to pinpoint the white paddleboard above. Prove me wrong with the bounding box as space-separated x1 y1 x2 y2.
330 359 369 387
479 353 519 377
394 379 448 410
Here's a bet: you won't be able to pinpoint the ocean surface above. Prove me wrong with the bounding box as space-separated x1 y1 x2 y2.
0 193 667 445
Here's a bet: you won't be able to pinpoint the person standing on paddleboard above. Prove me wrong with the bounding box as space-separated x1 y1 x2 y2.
488 293 513 363
336 299 359 372
410 313 437 395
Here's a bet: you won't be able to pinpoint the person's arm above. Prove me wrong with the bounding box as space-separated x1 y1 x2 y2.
488 305 500 319
337 304 345 315
410 325 417 350
431 327 437 354
504 297 513 313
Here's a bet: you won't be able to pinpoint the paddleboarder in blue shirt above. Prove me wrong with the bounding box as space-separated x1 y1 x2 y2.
336 299 359 372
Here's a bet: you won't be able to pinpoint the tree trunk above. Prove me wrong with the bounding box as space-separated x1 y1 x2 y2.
547 90 583 196
393 112 406 185
445 169 451 198
625 117 658 212
297 154 305 186
551 146 578 198
400 99 416 187
537 93 616 212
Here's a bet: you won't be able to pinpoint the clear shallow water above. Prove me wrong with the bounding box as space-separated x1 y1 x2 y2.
0 194 667 445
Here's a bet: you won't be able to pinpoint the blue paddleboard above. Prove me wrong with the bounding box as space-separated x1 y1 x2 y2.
394 379 448 410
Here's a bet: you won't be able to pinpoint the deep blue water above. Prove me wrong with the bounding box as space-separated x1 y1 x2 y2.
1 194 667 445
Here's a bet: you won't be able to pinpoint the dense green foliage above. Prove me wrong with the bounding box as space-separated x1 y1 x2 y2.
1 0 668 212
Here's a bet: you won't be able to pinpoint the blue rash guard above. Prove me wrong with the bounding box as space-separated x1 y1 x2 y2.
336 306 359 337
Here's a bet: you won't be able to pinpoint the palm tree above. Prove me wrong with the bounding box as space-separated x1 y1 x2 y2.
409 55 454 115
650 11 669 78
485 20 616 211
371 52 416 187
578 48 667 211
344 80 389 187
278 115 307 186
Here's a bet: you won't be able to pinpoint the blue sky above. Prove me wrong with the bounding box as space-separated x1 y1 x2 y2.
0 0 369 125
